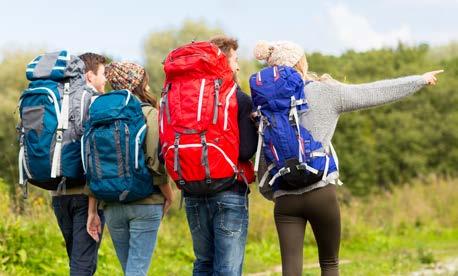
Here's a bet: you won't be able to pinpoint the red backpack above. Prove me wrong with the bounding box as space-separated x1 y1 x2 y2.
159 41 240 193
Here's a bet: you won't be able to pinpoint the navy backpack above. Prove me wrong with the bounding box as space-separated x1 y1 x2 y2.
250 66 339 191
82 90 155 202
18 51 93 193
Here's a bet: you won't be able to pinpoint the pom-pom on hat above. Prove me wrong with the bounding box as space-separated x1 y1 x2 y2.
253 40 304 67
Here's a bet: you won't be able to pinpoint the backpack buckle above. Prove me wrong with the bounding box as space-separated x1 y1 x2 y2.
296 164 307 171
279 167 291 176
56 132 63 142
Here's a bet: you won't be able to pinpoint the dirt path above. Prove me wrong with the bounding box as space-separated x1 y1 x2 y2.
411 258 458 276
246 260 351 276
247 258 458 276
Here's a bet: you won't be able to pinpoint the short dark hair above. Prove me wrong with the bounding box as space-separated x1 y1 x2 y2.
209 35 239 57
78 53 107 73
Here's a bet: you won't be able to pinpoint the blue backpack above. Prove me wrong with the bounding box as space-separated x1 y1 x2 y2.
18 51 93 193
250 66 338 192
82 90 155 202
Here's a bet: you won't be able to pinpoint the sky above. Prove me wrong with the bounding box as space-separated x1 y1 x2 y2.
0 0 457 63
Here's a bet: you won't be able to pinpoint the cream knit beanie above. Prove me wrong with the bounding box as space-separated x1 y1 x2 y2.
254 40 304 67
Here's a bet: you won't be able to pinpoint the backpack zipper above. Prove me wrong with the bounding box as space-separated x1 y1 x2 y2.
124 124 130 176
212 79 220 124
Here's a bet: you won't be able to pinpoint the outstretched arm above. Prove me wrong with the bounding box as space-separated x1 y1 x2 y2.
330 70 443 114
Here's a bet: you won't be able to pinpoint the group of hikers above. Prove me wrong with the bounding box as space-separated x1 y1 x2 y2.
17 35 442 276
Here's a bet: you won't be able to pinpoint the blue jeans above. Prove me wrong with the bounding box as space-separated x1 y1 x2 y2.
185 191 249 276
52 194 105 276
104 204 163 276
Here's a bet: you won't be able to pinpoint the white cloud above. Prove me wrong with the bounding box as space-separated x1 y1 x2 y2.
327 3 413 51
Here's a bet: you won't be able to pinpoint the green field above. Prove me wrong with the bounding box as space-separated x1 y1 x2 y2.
1 176 457 275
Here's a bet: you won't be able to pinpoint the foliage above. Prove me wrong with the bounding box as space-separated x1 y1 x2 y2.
2 21 457 196
0 176 457 275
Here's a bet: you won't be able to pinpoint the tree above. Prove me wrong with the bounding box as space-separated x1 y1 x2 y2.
143 19 224 95
0 50 39 195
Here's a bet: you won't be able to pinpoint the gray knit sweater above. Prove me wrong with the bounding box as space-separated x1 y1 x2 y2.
258 75 428 199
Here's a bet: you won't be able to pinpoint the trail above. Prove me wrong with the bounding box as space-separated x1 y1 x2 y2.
247 258 458 276
411 257 458 276
246 260 351 276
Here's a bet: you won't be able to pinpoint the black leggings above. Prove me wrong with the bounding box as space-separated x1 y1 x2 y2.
274 184 341 276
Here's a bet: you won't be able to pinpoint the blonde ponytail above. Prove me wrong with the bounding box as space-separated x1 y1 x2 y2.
294 55 335 83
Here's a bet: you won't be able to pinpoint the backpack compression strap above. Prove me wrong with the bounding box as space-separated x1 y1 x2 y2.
253 106 264 173
51 82 70 178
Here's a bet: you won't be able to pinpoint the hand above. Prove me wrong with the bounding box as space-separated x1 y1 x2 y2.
159 181 175 218
87 212 102 242
422 70 444 85
163 198 173 218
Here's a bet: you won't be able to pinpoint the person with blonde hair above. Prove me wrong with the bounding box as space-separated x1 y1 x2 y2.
251 40 443 276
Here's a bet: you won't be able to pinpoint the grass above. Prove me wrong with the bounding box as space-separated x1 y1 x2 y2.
0 175 457 275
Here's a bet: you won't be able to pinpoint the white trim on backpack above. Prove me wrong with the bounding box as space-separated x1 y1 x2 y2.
254 106 264 173
51 135 63 178
328 142 343 185
207 143 237 171
58 55 70 61
18 144 32 185
223 83 238 130
18 147 24 185
80 90 89 124
81 135 86 174
60 83 70 130
321 154 330 181
51 83 70 178
26 87 61 121
159 96 164 134
258 163 275 188
290 95 304 163
164 143 238 172
268 167 290 186
197 79 206 121
27 56 41 66
52 66 66 71
21 87 62 179
135 124 147 169
90 96 99 105
125 90 132 105
329 143 339 170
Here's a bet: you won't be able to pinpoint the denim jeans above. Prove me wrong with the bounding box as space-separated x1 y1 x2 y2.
185 191 249 276
104 203 163 276
52 194 105 276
